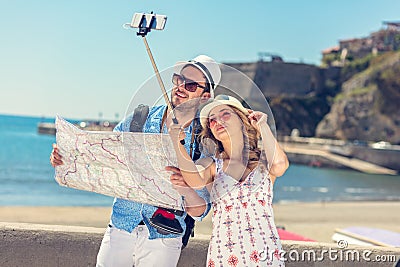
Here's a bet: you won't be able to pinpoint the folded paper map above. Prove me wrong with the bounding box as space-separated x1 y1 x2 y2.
54 116 183 210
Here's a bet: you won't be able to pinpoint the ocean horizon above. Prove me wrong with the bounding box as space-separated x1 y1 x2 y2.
1 113 400 206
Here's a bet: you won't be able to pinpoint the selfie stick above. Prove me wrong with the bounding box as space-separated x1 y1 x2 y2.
133 13 179 124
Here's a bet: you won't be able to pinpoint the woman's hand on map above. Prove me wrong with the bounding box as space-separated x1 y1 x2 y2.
50 143 63 167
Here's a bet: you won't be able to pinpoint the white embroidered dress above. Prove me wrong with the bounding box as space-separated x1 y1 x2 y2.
207 158 284 267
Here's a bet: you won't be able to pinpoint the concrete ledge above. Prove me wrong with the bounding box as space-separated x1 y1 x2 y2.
0 223 103 267
1 223 399 267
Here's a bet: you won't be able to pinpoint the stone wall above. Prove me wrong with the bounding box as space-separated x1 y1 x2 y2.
253 61 323 97
1 223 399 267
225 61 340 98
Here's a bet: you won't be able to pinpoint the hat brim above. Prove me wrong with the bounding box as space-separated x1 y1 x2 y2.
174 61 215 97
199 98 249 128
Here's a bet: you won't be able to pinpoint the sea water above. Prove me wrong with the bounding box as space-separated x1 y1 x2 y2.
0 114 399 206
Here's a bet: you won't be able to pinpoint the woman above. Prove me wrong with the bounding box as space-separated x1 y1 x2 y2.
168 95 289 266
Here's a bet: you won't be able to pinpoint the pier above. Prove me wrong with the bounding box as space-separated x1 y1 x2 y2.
281 136 399 175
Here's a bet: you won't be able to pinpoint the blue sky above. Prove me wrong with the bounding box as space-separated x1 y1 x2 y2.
1 0 399 120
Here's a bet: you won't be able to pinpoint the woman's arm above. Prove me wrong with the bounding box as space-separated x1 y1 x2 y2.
259 122 289 177
248 111 289 178
168 124 213 189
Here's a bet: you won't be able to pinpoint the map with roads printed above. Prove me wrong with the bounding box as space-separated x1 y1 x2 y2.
54 116 183 210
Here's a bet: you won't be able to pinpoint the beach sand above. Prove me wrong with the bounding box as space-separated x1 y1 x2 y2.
0 201 399 243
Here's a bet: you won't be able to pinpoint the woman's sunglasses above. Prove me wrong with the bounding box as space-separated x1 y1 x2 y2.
172 73 206 92
208 110 234 128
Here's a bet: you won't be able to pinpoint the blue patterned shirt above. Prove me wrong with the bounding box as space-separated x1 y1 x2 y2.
110 105 210 239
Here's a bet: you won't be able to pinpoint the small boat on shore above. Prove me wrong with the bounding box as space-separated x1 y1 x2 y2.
38 122 57 135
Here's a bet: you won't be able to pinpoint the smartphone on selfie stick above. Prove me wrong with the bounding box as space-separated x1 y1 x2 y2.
128 12 179 125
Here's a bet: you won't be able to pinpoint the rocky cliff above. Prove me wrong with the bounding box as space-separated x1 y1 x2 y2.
223 52 399 143
316 51 400 144
223 62 341 138
269 96 330 137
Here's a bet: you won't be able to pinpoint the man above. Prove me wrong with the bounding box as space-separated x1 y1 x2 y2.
50 55 221 267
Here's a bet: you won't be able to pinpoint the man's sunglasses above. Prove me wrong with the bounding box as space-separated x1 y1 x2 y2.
172 73 206 92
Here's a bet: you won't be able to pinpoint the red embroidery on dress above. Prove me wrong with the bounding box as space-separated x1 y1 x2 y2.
227 255 239 266
250 250 260 263
207 259 215 267
274 248 281 260
225 205 233 212
258 199 266 206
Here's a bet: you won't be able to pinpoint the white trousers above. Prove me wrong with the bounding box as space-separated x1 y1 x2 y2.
96 225 182 267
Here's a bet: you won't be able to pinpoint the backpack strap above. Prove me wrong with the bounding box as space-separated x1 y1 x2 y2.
129 104 150 132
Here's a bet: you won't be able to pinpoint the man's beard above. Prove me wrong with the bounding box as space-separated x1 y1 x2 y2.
175 98 200 112
171 92 201 111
